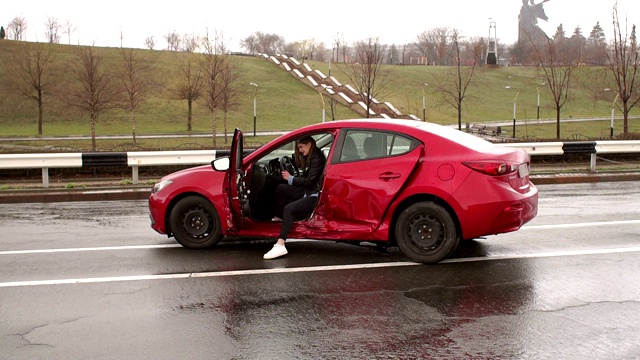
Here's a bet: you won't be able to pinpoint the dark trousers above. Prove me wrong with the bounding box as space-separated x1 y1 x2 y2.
274 184 318 240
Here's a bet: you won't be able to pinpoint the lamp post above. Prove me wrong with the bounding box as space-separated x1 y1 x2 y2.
506 86 519 138
536 82 545 120
604 88 619 138
536 86 541 120
250 82 258 136
421 83 428 122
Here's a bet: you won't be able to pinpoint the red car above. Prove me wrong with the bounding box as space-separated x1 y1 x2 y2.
148 119 538 263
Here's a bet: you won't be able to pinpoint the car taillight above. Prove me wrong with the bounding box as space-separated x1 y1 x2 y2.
463 161 519 176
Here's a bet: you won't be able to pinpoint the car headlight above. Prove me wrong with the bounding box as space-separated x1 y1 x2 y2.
152 179 173 194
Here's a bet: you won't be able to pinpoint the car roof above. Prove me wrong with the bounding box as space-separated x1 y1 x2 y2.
294 118 494 150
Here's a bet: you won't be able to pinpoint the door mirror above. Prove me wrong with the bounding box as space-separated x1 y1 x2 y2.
211 157 230 171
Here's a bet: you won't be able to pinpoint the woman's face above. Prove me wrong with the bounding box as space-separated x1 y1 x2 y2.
297 142 312 156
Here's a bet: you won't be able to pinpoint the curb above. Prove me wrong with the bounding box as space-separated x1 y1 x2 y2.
0 187 151 204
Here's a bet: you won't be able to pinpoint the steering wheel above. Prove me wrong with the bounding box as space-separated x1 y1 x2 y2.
280 156 298 176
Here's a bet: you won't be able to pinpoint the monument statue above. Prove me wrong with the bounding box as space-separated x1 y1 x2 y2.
518 0 550 42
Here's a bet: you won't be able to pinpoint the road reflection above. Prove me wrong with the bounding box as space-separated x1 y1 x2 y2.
171 240 536 358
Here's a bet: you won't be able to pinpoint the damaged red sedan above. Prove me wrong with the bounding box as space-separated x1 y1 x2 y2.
148 119 538 264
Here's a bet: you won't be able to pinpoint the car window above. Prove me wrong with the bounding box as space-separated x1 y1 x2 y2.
338 130 418 162
255 132 333 169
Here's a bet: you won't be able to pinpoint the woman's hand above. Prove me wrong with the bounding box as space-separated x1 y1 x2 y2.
281 171 291 181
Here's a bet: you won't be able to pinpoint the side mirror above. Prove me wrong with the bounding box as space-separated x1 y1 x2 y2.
211 157 230 171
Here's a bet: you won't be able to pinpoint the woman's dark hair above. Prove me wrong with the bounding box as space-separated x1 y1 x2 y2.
296 136 318 169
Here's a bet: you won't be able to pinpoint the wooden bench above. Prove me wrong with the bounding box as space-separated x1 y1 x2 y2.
484 126 502 136
467 124 486 134
466 124 501 136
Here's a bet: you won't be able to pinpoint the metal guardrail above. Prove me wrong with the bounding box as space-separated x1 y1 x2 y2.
1 141 639 188
496 140 640 172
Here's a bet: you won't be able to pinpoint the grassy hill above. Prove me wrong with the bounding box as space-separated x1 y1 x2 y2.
1 40 638 151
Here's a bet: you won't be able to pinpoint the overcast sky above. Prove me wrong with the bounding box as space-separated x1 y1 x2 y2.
2 0 639 51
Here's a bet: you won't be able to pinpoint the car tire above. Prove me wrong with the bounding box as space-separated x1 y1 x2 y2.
395 202 459 264
169 195 223 249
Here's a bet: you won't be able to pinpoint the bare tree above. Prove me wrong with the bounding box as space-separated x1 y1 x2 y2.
165 31 181 51
119 48 151 144
333 33 344 62
7 16 27 41
416 28 452 66
339 37 390 118
66 47 120 151
10 42 58 135
174 51 203 131
606 3 640 135
44 17 61 43
240 32 284 55
62 20 76 45
431 31 482 130
240 34 258 55
182 34 201 52
527 31 577 139
219 57 241 143
200 30 239 146
144 36 156 50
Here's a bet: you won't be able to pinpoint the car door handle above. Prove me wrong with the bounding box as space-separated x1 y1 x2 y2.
379 172 401 180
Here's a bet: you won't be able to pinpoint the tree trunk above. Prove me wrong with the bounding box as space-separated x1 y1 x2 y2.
131 110 137 145
212 108 217 148
187 99 193 131
90 113 97 151
556 108 561 139
623 101 630 134
38 96 43 136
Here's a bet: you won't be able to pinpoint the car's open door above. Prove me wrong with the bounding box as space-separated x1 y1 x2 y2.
227 128 245 230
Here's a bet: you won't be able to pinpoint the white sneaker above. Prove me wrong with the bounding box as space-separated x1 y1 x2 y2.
263 243 288 259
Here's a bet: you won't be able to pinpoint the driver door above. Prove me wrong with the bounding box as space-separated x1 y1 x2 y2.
227 128 245 231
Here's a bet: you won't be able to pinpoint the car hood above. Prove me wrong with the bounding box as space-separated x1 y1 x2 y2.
161 164 217 181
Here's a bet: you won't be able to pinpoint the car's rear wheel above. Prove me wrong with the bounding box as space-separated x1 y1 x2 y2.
395 202 459 264
169 196 222 249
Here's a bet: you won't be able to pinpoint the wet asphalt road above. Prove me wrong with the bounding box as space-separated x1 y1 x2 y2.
0 182 639 360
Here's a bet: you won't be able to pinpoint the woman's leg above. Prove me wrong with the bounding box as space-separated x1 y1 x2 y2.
278 196 318 240
264 196 318 260
273 184 305 218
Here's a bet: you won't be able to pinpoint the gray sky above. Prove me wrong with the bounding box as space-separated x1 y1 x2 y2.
3 0 639 51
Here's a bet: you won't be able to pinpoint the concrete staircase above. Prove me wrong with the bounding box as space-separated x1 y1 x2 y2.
258 53 419 121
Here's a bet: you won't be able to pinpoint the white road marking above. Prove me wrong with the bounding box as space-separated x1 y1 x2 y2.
522 219 640 230
1 246 640 288
2 220 638 257
0 244 181 256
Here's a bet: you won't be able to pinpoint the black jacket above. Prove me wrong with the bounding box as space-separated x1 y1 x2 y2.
291 147 326 196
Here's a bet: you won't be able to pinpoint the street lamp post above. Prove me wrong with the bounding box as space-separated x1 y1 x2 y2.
536 87 540 120
536 82 545 120
250 82 259 136
421 83 428 122
604 88 619 138
506 86 519 138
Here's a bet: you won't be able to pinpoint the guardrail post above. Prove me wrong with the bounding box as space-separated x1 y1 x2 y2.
42 167 49 188
590 153 597 173
132 165 139 185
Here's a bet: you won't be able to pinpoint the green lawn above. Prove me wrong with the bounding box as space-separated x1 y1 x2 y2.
1 40 638 151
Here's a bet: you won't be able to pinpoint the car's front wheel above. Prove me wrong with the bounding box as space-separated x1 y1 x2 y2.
395 202 459 264
169 196 223 249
